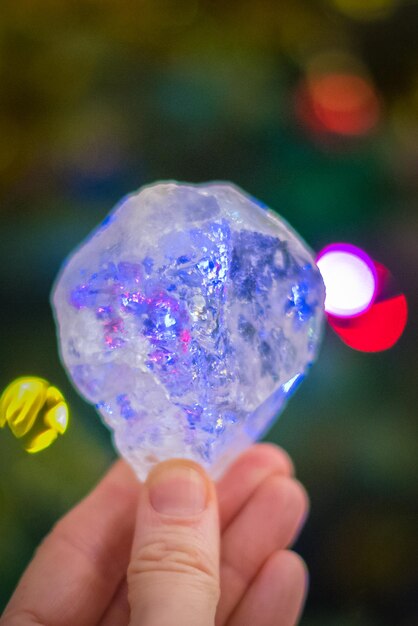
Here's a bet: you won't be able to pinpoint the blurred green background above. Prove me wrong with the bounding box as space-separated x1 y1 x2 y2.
0 1 417 624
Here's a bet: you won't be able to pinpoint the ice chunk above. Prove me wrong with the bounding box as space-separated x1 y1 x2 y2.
52 182 325 479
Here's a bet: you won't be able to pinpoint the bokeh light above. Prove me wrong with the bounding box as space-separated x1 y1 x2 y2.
327 291 408 352
317 243 378 317
329 0 400 21
312 73 380 136
318 245 409 351
0 377 69 453
298 70 381 137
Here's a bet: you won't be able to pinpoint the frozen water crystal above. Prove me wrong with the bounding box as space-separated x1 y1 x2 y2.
52 182 325 479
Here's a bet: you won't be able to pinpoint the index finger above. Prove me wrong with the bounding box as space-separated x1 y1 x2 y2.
1 461 140 626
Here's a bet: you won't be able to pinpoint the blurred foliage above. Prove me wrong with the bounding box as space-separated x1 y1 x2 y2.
0 1 417 624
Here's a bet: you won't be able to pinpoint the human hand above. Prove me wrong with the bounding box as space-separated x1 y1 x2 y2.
1 444 309 626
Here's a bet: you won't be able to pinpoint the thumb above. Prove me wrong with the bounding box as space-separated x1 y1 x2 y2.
127 459 220 626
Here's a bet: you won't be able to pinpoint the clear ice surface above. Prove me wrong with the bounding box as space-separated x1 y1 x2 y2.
52 182 325 479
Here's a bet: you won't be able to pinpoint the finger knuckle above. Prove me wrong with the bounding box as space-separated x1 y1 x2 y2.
128 528 219 597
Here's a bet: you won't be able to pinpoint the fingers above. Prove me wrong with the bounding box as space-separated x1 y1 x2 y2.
99 579 130 626
100 444 294 626
127 459 220 626
228 551 308 626
217 443 294 531
216 474 308 625
1 461 139 626
1 445 305 626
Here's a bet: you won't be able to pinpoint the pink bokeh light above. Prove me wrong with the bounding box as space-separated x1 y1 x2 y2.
316 243 378 318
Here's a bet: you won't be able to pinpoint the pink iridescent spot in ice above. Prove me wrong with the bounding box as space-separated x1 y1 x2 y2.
316 243 377 318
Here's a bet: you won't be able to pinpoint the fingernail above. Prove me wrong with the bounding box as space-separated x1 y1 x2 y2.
148 463 208 517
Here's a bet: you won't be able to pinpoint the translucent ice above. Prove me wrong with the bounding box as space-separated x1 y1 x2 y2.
52 182 325 479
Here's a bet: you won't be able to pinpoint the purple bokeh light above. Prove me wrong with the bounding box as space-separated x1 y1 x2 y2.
316 243 378 318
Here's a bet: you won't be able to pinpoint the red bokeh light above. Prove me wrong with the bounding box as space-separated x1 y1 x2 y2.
326 260 408 352
297 72 380 137
311 73 380 135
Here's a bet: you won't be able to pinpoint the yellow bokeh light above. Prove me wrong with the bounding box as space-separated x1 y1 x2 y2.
0 377 69 453
330 0 399 21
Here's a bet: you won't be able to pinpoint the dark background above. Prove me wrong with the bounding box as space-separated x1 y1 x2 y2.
0 1 417 624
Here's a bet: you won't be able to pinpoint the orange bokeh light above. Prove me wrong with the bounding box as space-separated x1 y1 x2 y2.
298 72 381 137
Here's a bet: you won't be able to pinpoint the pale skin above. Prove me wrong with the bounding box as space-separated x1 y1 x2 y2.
0 443 309 626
